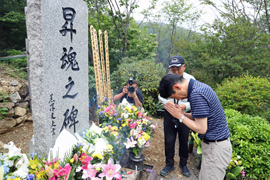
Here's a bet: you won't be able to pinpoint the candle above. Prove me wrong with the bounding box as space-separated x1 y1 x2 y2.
135 165 137 175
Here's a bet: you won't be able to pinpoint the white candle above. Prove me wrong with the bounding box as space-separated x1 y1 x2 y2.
135 165 137 175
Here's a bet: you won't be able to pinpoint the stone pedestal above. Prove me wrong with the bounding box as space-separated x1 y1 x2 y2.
129 153 145 171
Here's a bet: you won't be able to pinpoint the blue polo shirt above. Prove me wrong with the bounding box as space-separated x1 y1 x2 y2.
187 79 230 140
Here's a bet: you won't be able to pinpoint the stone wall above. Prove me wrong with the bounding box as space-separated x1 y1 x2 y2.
0 79 32 134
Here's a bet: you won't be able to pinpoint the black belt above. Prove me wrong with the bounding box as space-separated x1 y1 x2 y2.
202 138 228 144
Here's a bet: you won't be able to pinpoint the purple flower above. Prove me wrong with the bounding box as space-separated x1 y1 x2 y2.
113 113 118 117
99 111 103 115
105 97 108 101
118 118 122 121
98 105 101 109
77 143 83 149
27 174 35 180
30 153 38 159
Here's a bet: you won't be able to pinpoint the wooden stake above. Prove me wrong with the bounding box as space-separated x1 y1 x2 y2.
104 31 112 103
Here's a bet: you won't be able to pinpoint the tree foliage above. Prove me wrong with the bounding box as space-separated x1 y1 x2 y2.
216 74 270 122
225 109 270 179
0 0 27 56
110 57 165 116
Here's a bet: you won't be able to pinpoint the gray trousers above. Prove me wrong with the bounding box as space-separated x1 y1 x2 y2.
199 138 232 180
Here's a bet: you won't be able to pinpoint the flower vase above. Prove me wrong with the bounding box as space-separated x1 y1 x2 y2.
134 149 143 158
133 147 145 158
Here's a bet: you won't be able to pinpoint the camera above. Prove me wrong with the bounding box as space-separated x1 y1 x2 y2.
127 77 135 94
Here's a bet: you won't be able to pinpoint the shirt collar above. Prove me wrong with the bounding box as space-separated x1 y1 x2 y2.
188 78 195 102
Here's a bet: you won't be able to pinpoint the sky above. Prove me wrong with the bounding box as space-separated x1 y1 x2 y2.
132 0 219 31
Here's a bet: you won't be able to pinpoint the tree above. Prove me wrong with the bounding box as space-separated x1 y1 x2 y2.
200 0 270 33
0 0 27 55
85 0 158 71
161 0 201 59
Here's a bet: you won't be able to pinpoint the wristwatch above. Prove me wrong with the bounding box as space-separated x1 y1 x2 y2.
179 115 185 123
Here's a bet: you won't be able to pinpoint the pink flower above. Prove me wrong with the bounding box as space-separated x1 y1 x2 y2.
130 129 138 137
240 169 245 178
104 106 111 113
99 161 122 180
129 123 137 129
59 164 72 180
82 164 98 179
114 173 122 180
52 164 72 180
73 154 79 162
45 165 54 178
124 137 137 149
145 141 150 147
80 152 93 168
150 124 157 129
137 112 143 118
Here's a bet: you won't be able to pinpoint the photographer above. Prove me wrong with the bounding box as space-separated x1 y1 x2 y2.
113 78 143 107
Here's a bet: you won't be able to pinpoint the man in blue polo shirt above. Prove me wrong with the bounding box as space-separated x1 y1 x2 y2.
158 74 232 180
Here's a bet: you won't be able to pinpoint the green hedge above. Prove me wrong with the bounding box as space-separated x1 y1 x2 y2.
111 57 165 117
225 109 270 179
216 75 270 122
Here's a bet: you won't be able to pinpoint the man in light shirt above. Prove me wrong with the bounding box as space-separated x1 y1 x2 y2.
159 55 195 177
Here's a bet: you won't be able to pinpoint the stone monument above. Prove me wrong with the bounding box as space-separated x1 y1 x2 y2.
26 0 89 154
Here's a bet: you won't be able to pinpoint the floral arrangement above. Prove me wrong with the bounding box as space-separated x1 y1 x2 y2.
97 99 157 157
1 132 122 180
0 99 156 180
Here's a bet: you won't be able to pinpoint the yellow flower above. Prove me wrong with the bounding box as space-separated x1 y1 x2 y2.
131 106 137 111
29 159 41 170
54 161 60 169
106 144 113 151
112 126 118 131
93 153 103 159
122 124 126 127
36 169 47 179
142 132 150 141
137 121 141 125
142 120 146 124
103 127 108 131
117 120 119 123
70 158 74 163
124 107 131 113
111 132 119 136
119 127 122 130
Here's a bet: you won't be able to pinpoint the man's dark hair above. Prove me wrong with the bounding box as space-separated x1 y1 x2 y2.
158 74 184 98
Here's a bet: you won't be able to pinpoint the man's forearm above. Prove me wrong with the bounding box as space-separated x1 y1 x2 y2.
133 94 142 107
113 92 125 102
182 116 207 135
184 113 193 120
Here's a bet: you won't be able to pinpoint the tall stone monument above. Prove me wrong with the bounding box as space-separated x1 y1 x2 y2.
26 0 89 154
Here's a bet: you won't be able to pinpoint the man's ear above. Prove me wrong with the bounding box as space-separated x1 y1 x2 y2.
173 84 181 90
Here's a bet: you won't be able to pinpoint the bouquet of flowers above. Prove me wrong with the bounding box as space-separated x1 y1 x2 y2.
97 99 157 158
0 127 122 180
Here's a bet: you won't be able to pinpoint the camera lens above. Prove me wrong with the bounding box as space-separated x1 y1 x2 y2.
128 86 135 94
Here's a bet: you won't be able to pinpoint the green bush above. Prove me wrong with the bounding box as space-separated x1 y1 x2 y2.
225 109 270 179
216 75 270 122
111 57 165 117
